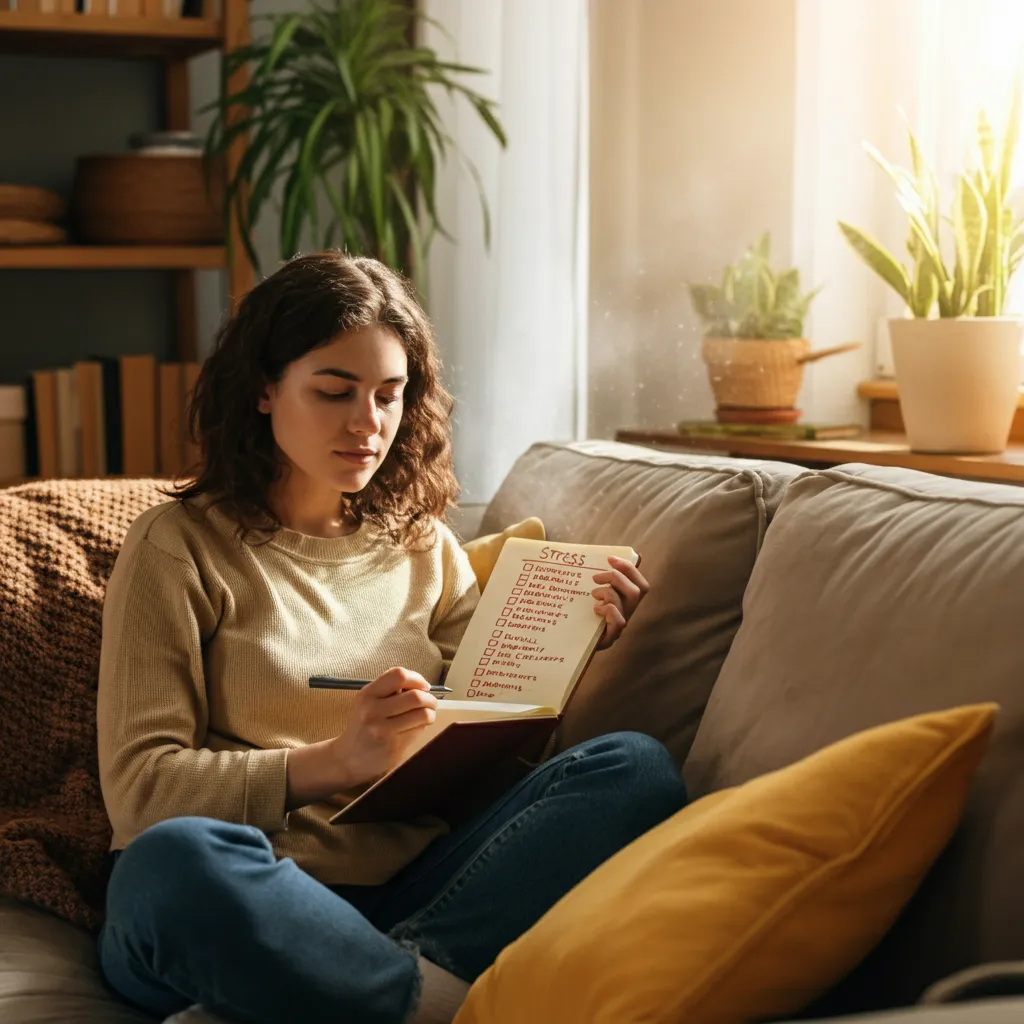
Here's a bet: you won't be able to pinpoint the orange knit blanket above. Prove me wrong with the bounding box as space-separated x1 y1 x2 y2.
0 479 165 930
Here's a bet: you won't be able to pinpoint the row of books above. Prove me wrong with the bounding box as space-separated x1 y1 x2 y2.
29 355 201 480
0 0 215 15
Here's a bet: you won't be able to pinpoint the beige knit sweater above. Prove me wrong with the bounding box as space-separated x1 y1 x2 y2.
97 499 480 886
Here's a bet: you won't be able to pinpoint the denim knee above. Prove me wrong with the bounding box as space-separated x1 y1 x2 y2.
106 816 271 941
582 730 688 821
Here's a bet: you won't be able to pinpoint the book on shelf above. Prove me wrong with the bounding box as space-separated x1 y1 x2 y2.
76 361 106 478
0 0 218 21
159 362 185 477
30 371 58 480
22 375 38 480
676 420 863 441
120 355 158 476
329 537 639 825
24 355 200 482
54 368 80 478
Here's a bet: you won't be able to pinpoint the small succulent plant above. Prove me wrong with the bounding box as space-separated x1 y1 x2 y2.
688 233 821 339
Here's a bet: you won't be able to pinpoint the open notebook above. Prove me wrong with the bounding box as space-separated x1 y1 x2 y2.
330 537 639 824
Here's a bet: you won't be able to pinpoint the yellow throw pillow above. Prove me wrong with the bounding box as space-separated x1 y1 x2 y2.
462 517 545 592
454 703 997 1024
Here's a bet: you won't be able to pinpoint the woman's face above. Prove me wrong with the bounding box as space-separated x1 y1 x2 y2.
258 325 409 494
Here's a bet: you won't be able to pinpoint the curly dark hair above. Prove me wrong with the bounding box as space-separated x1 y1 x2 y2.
168 251 459 550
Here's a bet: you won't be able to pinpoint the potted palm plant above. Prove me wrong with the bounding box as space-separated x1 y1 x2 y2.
839 78 1024 454
205 0 507 287
689 235 853 423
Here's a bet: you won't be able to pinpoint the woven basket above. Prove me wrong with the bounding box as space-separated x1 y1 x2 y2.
701 337 811 409
0 185 66 224
0 219 68 245
72 154 224 245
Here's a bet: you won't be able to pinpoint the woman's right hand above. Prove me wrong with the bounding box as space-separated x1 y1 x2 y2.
286 667 438 810
329 667 439 788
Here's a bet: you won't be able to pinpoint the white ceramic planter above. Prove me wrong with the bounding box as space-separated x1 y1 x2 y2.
889 317 1024 454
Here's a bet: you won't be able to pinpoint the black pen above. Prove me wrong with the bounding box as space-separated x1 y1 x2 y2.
309 675 452 694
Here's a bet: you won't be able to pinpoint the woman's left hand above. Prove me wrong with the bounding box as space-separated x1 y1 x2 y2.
592 555 650 650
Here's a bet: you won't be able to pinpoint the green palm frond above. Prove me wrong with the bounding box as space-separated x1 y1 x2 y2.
203 0 507 289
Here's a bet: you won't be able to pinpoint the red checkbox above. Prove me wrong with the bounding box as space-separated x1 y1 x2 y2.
502 606 512 616
492 629 503 638
512 588 523 595
496 618 507 626
523 563 534 571
507 597 518 605
479 657 490 665
517 576 529 586
474 667 485 677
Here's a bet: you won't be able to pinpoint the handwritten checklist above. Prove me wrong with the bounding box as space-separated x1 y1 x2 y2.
444 538 638 710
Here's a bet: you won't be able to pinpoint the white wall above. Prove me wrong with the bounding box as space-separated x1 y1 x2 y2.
588 0 798 436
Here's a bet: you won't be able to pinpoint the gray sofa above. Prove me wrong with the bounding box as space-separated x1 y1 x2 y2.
3 439 1024 1022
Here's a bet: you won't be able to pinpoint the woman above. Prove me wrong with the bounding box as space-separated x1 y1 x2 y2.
96 252 687 1024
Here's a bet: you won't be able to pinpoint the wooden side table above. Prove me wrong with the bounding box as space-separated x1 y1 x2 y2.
858 380 1024 440
614 428 1024 486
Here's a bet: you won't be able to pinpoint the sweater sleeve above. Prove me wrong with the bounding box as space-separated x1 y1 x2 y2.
97 533 289 843
429 526 481 668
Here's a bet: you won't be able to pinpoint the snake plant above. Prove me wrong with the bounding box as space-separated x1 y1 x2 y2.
839 76 1024 318
688 233 822 339
204 0 507 285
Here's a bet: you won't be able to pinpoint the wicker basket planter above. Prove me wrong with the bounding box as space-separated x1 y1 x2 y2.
702 337 809 409
701 336 860 415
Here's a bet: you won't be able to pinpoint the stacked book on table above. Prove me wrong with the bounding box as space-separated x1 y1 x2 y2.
676 421 863 441
28 355 201 480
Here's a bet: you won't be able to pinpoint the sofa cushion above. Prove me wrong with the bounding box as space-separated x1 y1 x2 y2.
479 440 803 766
0 898 153 1023
453 704 995 1024
0 479 169 929
684 464 1024 1012
462 516 545 590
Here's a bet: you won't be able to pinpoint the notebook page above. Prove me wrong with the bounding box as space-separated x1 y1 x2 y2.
445 538 638 709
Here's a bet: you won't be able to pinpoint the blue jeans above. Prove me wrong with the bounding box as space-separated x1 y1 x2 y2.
98 731 686 1024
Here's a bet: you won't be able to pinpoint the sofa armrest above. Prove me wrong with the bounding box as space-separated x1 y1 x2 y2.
921 964 1024 1005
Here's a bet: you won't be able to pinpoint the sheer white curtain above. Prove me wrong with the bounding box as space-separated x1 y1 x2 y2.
420 0 589 505
793 0 1024 424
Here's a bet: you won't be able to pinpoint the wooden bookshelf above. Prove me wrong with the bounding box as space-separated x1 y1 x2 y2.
0 0 254 482
0 245 226 270
0 11 223 58
0 0 252 370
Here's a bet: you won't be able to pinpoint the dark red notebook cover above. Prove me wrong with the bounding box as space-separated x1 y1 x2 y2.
330 715 559 824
